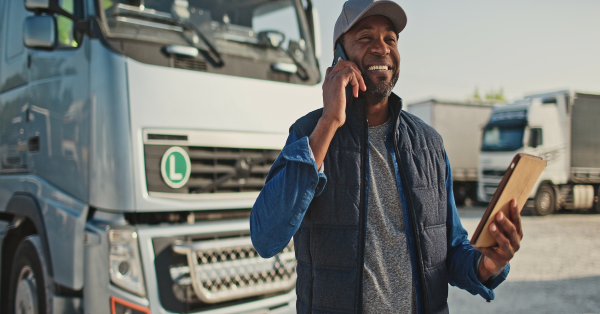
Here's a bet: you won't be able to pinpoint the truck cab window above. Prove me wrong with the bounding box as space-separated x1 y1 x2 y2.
56 0 83 48
528 128 543 148
6 0 30 58
481 125 525 152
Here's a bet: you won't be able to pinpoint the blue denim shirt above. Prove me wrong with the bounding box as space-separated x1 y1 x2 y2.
250 126 509 305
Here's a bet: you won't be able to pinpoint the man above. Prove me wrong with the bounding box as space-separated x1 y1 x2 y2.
250 0 523 313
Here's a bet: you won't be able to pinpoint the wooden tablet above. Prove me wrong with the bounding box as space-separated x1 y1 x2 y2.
470 153 547 248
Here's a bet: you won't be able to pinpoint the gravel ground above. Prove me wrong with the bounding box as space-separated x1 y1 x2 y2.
448 207 600 314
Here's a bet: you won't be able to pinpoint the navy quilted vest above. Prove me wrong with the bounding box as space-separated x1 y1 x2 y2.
290 94 449 314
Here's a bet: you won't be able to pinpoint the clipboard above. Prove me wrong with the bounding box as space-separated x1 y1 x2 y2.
470 153 547 247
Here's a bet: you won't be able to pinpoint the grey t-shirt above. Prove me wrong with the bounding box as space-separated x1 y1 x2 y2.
363 118 416 313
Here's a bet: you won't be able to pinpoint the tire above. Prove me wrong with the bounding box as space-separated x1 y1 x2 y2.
533 184 555 216
7 235 53 314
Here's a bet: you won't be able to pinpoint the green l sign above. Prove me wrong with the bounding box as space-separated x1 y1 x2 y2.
160 146 191 189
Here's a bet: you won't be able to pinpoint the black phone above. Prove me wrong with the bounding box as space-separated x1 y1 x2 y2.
332 43 354 103
332 42 349 66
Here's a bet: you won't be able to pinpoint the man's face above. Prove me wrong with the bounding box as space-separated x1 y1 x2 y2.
342 15 400 101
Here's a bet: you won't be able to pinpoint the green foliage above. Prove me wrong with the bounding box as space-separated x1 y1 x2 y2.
485 87 505 102
473 87 481 101
471 86 505 102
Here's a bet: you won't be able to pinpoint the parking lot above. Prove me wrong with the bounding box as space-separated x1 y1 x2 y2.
448 206 600 314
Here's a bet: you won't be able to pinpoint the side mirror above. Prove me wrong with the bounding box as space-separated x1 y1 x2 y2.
23 16 56 48
24 0 77 20
257 30 286 49
528 128 543 148
25 0 50 10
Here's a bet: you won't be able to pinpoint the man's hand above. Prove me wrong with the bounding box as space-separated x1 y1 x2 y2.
476 199 523 283
321 59 366 129
308 59 366 169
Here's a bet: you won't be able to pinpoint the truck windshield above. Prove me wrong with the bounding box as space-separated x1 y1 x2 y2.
99 0 317 82
481 126 525 151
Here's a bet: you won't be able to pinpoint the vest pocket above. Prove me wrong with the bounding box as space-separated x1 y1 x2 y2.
411 188 447 227
421 224 448 269
424 262 449 312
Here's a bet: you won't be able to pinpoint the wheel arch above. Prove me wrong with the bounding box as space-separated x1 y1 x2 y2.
0 193 53 313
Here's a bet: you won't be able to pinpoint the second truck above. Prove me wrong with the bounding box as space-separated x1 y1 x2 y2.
478 90 600 215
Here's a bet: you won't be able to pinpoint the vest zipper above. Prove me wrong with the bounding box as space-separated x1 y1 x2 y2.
393 134 431 314
356 104 368 313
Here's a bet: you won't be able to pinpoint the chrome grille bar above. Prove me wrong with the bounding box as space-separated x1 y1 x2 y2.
171 237 296 304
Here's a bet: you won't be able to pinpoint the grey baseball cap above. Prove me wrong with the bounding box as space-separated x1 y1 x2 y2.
333 0 407 48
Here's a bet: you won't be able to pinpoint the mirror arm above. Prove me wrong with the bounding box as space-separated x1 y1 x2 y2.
28 0 78 20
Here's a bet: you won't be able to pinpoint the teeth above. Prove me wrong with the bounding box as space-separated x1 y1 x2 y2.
368 65 388 71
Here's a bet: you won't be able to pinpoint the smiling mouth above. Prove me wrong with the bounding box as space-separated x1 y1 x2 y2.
367 65 390 71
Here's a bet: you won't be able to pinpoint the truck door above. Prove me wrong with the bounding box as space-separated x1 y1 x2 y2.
27 0 90 201
0 0 33 172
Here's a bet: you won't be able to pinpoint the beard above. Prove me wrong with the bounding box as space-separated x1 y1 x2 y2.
360 69 399 102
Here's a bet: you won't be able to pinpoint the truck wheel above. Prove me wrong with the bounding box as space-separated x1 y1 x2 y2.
7 235 53 314
533 184 555 216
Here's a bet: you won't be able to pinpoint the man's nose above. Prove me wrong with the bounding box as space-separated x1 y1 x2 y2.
370 36 390 56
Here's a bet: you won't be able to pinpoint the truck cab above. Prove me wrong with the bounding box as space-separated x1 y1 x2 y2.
0 0 322 312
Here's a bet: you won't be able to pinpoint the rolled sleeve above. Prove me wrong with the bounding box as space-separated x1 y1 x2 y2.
250 131 327 258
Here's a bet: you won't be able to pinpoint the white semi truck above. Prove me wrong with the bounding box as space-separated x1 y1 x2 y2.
0 0 322 312
478 90 600 215
406 99 494 205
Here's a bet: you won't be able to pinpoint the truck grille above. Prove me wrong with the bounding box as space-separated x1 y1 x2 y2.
174 56 207 72
482 169 506 177
170 237 296 304
144 145 279 194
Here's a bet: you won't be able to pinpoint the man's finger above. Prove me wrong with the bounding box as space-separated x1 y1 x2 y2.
349 66 366 92
349 72 360 98
510 199 524 239
325 66 334 76
331 61 366 92
332 60 358 74
496 211 520 250
490 222 514 258
347 67 366 94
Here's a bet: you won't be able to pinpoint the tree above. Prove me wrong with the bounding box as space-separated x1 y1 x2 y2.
473 87 482 101
471 87 505 102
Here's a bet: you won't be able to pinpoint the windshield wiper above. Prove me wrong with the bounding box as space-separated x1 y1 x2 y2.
257 30 309 81
284 50 309 81
112 7 225 67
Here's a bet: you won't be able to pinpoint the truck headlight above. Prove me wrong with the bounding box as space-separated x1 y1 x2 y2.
109 228 146 297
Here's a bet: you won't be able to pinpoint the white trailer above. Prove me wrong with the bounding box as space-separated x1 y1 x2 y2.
406 99 494 205
478 90 600 215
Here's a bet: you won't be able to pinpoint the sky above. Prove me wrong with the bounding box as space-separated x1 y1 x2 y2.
312 0 600 104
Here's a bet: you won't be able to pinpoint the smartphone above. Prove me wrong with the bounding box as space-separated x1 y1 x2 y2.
332 43 354 102
332 42 348 66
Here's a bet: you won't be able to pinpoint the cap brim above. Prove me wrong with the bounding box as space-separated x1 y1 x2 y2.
335 1 407 46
